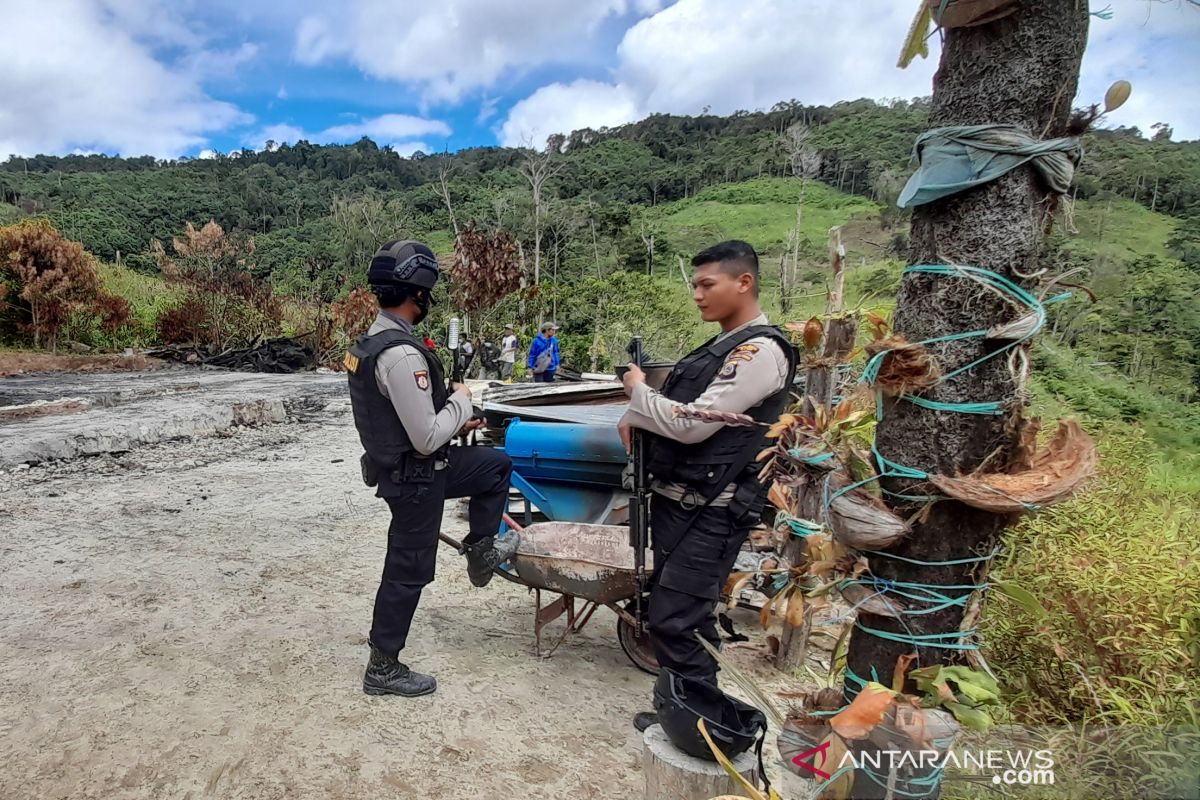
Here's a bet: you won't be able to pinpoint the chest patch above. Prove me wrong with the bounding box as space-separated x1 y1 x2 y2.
414 370 430 391
343 352 360 374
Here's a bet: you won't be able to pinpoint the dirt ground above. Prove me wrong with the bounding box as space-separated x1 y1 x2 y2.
0 350 168 376
0 397 823 800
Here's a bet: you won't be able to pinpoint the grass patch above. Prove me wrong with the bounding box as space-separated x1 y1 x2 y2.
1065 197 1179 267
649 176 881 260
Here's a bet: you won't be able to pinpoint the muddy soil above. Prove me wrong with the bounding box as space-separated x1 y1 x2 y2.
0 350 167 376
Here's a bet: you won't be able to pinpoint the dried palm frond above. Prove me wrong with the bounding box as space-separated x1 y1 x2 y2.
865 335 940 397
931 418 1097 513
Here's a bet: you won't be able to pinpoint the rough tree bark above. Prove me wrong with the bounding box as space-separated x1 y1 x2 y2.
844 4 1089 798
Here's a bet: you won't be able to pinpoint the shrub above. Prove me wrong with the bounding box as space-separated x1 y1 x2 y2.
985 427 1200 727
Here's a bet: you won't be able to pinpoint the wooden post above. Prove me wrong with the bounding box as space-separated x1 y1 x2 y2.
642 725 760 800
776 225 856 672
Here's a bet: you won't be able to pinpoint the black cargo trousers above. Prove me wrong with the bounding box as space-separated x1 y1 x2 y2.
646 492 750 683
369 446 513 658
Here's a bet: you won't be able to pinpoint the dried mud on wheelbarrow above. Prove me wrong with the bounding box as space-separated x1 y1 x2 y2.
491 521 659 673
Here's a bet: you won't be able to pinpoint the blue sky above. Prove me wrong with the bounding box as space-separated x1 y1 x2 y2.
2 0 1198 161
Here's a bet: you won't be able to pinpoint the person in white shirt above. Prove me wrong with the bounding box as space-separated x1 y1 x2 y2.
499 324 519 382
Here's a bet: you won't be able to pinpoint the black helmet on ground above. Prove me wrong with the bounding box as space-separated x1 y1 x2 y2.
368 240 439 324
652 668 768 761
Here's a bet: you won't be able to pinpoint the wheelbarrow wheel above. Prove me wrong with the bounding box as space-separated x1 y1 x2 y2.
617 616 659 675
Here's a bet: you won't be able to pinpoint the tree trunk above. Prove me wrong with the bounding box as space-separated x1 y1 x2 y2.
591 219 602 278
844 4 1088 798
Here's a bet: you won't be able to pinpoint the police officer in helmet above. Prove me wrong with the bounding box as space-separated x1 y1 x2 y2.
346 240 520 697
618 240 796 730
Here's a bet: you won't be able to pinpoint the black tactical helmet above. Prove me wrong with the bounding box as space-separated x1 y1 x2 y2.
653 669 768 761
368 240 440 291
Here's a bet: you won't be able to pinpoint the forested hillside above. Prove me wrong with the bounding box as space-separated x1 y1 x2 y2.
1 98 1197 413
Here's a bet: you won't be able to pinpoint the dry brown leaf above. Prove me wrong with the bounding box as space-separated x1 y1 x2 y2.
892 653 919 694
830 683 895 741
803 317 823 351
786 592 806 627
767 413 797 439
767 482 791 514
760 593 776 629
723 572 753 608
814 733 853 799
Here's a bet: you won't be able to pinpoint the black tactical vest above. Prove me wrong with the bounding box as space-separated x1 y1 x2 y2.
345 328 449 469
646 325 796 503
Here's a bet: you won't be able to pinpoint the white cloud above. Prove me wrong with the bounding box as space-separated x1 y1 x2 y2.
389 141 430 158
0 0 250 159
257 124 307 146
292 0 663 103
247 114 450 151
476 96 501 125
500 0 1200 146
276 85 288 100
321 113 450 142
497 0 937 148
500 80 640 147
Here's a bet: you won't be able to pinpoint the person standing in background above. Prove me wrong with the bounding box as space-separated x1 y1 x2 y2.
527 322 560 383
499 324 519 382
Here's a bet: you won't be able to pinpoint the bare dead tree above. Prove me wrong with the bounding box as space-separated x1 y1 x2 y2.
519 139 565 285
779 123 822 313
437 156 459 238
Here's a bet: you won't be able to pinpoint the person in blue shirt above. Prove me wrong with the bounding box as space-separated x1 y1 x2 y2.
527 321 560 382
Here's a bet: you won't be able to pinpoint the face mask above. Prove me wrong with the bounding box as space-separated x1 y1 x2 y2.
412 291 431 325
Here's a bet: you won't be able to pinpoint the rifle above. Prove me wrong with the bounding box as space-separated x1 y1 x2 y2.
626 336 650 635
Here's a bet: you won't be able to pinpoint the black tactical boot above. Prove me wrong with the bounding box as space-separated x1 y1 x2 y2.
362 645 437 697
463 533 521 587
633 711 659 732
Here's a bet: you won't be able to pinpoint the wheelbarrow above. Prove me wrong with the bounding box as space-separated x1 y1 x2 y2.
439 517 659 674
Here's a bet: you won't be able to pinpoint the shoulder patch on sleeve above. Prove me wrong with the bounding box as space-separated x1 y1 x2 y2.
716 360 739 381
733 343 760 354
413 370 430 391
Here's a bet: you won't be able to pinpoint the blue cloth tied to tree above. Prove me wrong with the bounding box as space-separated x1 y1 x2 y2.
897 124 1082 209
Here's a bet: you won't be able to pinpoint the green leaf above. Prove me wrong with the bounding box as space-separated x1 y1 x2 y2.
992 580 1047 620
941 666 1001 706
945 701 992 733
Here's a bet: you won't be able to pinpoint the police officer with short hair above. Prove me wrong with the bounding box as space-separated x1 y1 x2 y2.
618 240 796 731
345 240 520 698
